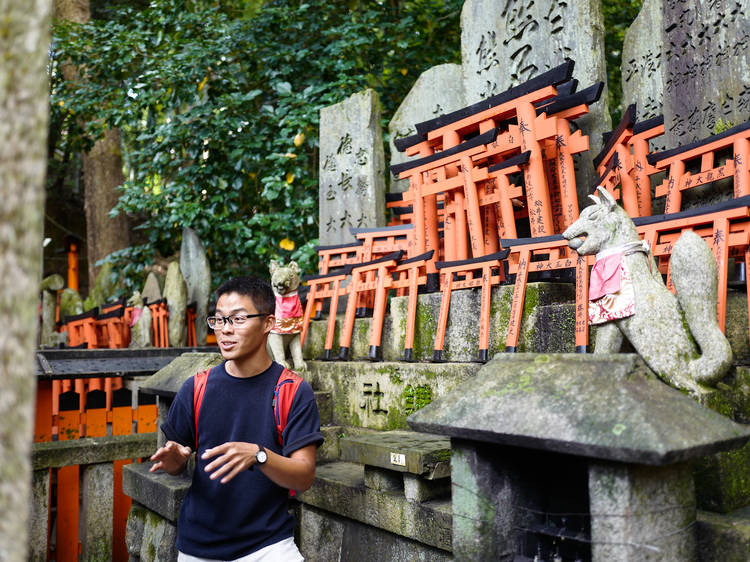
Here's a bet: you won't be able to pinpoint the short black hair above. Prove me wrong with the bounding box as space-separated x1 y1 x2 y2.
215 276 275 314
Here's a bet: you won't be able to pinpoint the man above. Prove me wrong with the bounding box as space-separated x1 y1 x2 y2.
150 276 323 561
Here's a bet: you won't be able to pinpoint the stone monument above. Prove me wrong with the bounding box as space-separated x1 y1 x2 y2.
163 261 187 348
622 0 750 147
388 64 466 193
460 0 611 203
180 227 211 346
40 274 66 348
318 88 385 246
140 272 162 305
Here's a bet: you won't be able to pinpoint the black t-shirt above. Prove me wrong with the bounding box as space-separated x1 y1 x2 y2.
161 361 323 559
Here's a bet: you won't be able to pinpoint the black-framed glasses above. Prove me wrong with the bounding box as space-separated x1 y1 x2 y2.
206 313 269 329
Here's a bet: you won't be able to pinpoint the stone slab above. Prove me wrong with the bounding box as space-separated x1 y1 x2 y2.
81 463 114 561
32 433 156 470
296 461 452 552
408 353 750 465
122 461 191 523
29 470 50 562
304 361 482 431
298 504 452 562
340 430 450 478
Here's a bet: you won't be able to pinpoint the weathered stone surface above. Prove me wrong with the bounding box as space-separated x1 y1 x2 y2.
408 353 750 465
317 425 378 464
126 503 148 557
163 261 187 347
318 89 385 246
123 462 190 523
141 272 163 305
340 430 450 478
180 227 211 346
725 291 750 366
314 391 332 426
40 273 64 292
304 360 481 431
32 433 156 470
84 261 117 311
128 292 153 349
589 461 696 561
403 474 450 503
297 461 452 552
140 352 223 398
461 0 610 201
303 282 577 362
40 277 66 348
59 287 84 319
298 504 452 562
81 463 114 561
364 466 403 493
139 508 178 562
696 506 750 562
388 64 465 193
29 470 50 562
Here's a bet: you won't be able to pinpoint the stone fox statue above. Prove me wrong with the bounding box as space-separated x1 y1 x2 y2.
562 187 732 394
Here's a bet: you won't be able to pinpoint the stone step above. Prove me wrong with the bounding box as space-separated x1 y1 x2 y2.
340 429 450 479
297 461 452 553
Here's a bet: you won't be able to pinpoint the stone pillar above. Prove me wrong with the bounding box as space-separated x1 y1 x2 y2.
451 440 519 561
29 470 50 562
318 89 385 246
460 0 611 203
81 463 114 561
589 462 697 561
388 64 466 193
163 261 188 347
180 227 211 346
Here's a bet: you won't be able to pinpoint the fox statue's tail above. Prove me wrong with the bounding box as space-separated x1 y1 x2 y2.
670 230 733 385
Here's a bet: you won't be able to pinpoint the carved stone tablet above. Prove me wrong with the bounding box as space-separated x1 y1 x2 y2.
460 0 611 207
318 89 385 246
388 64 466 193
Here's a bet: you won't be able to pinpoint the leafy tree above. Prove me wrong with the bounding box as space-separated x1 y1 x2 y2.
50 0 463 293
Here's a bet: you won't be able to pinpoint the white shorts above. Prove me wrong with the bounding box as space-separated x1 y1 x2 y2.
178 537 304 562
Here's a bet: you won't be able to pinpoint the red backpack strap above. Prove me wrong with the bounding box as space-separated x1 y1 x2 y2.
193 368 212 450
272 368 304 446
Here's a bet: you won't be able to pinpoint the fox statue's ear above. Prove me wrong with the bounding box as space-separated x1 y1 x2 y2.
596 186 617 210
588 193 601 206
269 260 279 274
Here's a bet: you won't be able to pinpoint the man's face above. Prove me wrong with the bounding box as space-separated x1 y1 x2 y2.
213 292 274 363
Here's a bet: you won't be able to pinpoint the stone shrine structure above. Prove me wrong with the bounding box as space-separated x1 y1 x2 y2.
179 227 211 346
319 89 386 246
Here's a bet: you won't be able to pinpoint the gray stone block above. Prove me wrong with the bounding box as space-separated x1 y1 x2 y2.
140 352 223 398
297 461 452 552
340 430 450 478
364 466 403 492
403 474 450 503
81 463 114 561
122 462 190 523
29 470 50 562
314 391 333 426
33 433 156 470
126 503 148 557
140 510 178 562
299 504 452 562
589 461 697 561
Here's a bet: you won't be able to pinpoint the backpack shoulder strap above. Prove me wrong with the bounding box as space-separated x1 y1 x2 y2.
193 368 212 449
272 368 304 446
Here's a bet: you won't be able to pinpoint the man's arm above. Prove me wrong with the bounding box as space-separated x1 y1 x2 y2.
149 440 193 475
201 442 317 490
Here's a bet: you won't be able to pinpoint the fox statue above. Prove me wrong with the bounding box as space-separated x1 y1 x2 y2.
562 187 732 395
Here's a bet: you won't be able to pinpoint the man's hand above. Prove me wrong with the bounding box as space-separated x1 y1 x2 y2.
149 440 192 475
201 441 260 484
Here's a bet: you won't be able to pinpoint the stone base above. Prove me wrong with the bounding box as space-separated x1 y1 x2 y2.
298 504 452 562
296 462 452 552
303 282 577 362
126 502 178 562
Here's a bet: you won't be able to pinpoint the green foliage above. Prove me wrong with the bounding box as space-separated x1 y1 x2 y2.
50 0 462 292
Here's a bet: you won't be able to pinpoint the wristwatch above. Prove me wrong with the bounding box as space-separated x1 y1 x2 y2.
255 448 268 466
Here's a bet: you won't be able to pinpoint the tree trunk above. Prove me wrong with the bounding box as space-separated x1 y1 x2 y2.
55 0 131 284
0 1 51 560
82 128 130 283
